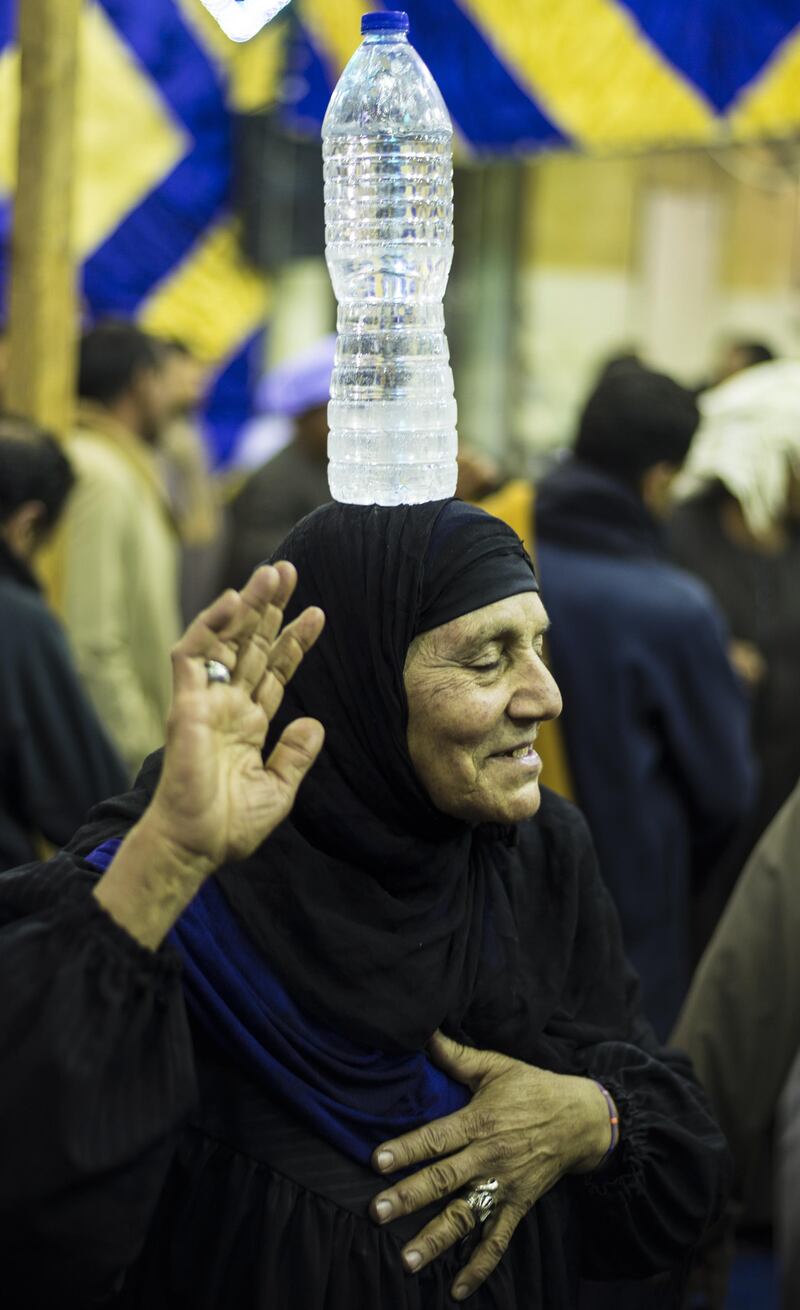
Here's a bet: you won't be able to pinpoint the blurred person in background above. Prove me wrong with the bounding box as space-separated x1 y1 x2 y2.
777 1032 800 1309
669 359 800 947
712 336 775 387
692 338 775 398
59 321 181 780
593 349 646 385
455 447 502 502
673 776 800 1310
0 416 126 869
222 336 335 588
157 339 225 622
533 365 754 1041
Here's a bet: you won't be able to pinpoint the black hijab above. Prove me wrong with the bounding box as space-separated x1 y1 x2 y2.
215 499 539 1052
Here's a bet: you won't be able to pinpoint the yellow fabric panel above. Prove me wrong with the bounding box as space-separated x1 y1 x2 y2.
726 27 800 141
138 218 270 367
476 480 575 802
458 0 715 150
296 0 371 75
175 0 286 113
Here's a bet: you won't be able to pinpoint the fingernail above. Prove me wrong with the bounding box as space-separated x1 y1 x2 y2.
452 1284 470 1301
403 1250 421 1272
376 1150 394 1171
375 1199 392 1221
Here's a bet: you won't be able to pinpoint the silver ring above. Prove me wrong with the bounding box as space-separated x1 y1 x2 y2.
205 659 232 686
463 1178 499 1224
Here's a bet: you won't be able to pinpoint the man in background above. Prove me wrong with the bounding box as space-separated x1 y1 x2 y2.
714 336 774 384
695 336 775 394
534 363 755 1039
0 416 126 868
59 321 181 779
158 339 224 621
222 336 334 588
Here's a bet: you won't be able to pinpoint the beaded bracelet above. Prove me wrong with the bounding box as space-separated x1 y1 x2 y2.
592 1081 621 1168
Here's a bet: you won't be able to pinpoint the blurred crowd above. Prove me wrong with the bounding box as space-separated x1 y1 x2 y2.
1 317 799 1307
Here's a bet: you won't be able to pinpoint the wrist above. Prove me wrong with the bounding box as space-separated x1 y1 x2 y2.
92 815 216 951
143 798 222 878
566 1076 618 1174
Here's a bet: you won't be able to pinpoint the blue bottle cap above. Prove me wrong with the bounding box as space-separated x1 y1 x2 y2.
361 11 410 34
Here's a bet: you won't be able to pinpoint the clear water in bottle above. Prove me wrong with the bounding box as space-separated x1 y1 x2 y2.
322 10 458 505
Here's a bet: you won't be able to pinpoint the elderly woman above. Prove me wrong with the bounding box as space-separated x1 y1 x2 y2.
1 501 727 1308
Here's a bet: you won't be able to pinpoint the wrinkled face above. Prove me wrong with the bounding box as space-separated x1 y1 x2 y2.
404 592 563 825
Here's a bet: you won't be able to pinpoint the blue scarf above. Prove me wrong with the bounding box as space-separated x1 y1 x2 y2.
87 840 469 1166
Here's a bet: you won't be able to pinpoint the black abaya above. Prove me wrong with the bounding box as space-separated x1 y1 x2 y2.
0 791 728 1309
0 502 730 1307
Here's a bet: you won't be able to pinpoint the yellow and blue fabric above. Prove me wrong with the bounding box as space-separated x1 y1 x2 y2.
3 0 800 460
0 0 277 463
289 0 800 149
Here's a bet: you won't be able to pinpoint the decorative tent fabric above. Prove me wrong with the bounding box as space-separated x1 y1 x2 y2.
1 0 800 461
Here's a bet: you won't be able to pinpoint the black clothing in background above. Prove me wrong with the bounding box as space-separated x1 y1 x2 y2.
0 541 127 869
535 460 754 1039
0 501 731 1307
669 489 800 939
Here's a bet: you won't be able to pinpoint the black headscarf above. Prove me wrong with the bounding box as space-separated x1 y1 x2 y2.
216 498 539 1052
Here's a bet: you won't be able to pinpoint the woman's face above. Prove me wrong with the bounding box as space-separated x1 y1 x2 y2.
404 592 562 825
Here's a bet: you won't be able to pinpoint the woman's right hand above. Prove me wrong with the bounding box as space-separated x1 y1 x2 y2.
94 564 324 949
146 562 325 869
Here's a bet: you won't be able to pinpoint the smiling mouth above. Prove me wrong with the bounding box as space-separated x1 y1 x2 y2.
494 741 539 760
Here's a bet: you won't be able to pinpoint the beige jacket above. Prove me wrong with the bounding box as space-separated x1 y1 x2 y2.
59 404 181 779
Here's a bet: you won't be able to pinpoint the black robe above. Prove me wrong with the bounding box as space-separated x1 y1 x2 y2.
0 787 729 1310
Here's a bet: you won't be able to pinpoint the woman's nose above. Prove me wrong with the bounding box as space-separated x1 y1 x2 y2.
508 654 563 723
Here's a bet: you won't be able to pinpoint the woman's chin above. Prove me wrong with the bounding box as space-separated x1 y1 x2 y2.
475 778 543 826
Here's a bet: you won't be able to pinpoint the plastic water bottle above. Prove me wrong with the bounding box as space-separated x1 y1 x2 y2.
322 10 458 505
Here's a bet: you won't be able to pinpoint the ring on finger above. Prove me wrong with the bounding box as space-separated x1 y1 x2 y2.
463 1178 499 1224
205 659 232 686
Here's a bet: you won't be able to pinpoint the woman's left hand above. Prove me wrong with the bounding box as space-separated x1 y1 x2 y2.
369 1032 612 1301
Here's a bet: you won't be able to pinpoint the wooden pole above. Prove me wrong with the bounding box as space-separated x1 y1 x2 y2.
5 0 82 436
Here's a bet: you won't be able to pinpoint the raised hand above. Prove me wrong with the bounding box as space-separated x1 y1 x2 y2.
369 1032 612 1301
94 563 325 949
147 562 325 868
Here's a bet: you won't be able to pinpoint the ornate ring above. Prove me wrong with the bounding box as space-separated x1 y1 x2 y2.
463 1178 499 1225
205 659 232 686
